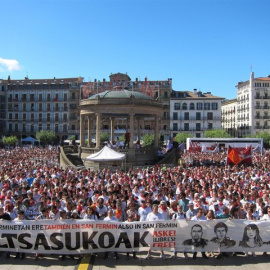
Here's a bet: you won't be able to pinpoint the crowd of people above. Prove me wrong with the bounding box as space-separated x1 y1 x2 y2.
0 146 270 260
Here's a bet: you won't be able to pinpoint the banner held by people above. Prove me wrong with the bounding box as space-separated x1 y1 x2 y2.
0 219 269 254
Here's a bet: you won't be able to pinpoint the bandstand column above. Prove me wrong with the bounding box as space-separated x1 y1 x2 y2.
80 115 85 146
137 117 141 142
110 117 115 143
96 113 101 148
154 115 159 148
87 116 92 147
129 113 134 148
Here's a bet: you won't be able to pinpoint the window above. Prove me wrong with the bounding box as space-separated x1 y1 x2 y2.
173 112 178 120
207 112 213 120
197 102 203 110
35 84 39 90
196 123 201 131
43 84 48 90
204 103 210 110
196 112 201 120
173 123 178 131
182 103 187 110
255 83 261 87
174 103 180 110
189 103 195 110
163 112 169 119
184 112 189 120
184 123 189 131
208 123 213 130
212 103 218 110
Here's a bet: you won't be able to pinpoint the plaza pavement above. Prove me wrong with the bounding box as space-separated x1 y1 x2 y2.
0 251 269 270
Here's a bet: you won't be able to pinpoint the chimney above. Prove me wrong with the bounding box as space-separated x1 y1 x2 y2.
194 89 197 95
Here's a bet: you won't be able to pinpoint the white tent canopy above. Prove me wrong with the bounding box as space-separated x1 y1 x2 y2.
85 146 126 161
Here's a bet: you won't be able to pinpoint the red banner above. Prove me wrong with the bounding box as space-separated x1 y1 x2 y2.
227 145 252 165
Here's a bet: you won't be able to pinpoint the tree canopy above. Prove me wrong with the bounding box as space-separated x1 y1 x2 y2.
2 136 18 147
36 130 57 145
204 129 232 138
174 132 193 144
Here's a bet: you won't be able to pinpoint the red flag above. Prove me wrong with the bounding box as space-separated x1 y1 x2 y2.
227 146 242 165
241 145 252 165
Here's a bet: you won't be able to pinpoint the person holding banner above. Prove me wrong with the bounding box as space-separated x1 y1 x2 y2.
13 210 26 260
83 206 98 220
138 200 151 221
171 205 186 259
146 204 166 260
103 209 120 260
96 198 108 220
125 213 138 260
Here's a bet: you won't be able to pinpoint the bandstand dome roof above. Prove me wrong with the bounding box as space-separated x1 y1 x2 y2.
88 90 152 100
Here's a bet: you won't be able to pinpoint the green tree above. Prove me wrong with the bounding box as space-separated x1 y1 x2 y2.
36 130 57 145
2 136 18 148
174 132 193 144
100 132 109 144
69 135 76 141
142 134 154 146
204 129 232 138
254 131 270 149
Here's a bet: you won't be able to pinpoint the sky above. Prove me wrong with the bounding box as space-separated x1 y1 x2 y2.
0 0 270 100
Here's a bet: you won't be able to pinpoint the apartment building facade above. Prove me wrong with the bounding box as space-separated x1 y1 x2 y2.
170 89 224 138
221 98 237 137
236 72 270 137
1 76 83 141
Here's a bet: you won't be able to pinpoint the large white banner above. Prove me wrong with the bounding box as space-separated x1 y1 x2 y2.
0 219 270 254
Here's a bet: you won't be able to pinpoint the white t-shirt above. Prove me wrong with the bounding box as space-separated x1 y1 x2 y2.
146 211 164 221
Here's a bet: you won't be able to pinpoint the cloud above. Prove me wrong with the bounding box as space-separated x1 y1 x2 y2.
0 58 21 72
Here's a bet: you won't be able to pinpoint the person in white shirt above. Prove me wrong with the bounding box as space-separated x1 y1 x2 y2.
191 207 207 221
125 214 138 259
96 198 108 220
186 201 197 220
146 204 165 260
138 200 152 221
158 200 170 220
103 209 119 260
83 206 98 220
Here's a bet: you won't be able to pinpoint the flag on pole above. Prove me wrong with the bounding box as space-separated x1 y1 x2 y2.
227 146 242 165
241 145 252 165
